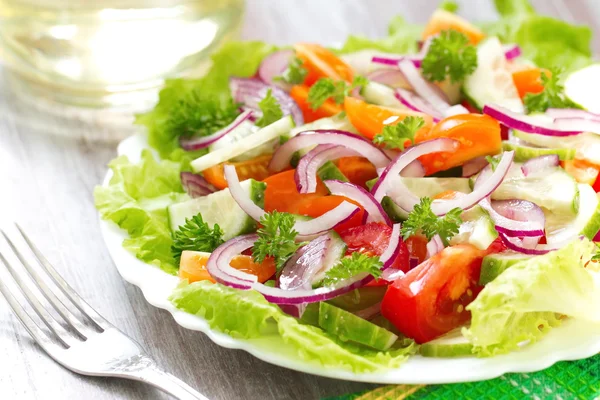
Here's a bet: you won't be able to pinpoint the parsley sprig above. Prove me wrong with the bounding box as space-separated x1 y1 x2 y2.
524 67 581 113
171 214 225 263
275 56 308 85
401 197 463 245
321 252 383 287
252 211 305 270
421 29 477 83
373 116 425 150
255 89 284 128
307 76 368 110
166 90 240 139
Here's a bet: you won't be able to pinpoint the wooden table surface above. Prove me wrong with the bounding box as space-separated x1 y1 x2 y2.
0 1 598 399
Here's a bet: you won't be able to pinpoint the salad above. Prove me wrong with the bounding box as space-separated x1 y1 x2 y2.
95 0 600 373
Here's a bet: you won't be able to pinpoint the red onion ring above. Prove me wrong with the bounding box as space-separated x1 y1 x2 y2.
520 154 559 177
372 56 421 68
546 108 600 121
426 234 444 259
398 59 451 114
295 144 359 193
553 118 600 135
462 156 489 177
365 69 411 89
180 172 217 198
401 159 426 177
206 234 258 289
224 164 360 238
324 179 392 225
372 138 460 202
482 104 582 137
479 198 545 237
395 88 443 121
251 224 402 304
229 77 304 126
389 150 515 216
354 301 382 320
258 49 294 90
443 104 470 117
268 129 390 173
503 44 522 60
499 233 583 256
179 110 253 151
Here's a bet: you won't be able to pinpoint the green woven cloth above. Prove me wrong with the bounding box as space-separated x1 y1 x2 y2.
330 354 600 399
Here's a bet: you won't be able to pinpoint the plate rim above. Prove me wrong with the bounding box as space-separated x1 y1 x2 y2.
98 132 600 385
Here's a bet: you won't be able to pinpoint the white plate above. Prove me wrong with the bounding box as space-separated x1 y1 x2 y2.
99 133 600 384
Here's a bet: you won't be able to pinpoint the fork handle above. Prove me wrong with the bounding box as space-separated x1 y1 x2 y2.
131 364 209 400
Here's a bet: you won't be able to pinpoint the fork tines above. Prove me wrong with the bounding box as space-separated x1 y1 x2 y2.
0 224 109 351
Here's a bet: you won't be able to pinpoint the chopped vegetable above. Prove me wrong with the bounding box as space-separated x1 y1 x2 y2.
252 211 304 270
401 197 463 245
511 67 551 98
202 154 272 190
307 76 368 110
290 84 343 122
171 214 225 263
373 116 425 151
421 29 478 83
179 251 276 283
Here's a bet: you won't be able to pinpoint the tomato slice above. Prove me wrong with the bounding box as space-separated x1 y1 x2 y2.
562 159 600 186
263 170 328 213
381 244 489 343
293 195 365 233
294 43 353 86
290 84 342 123
336 156 379 189
339 223 410 273
422 9 485 45
512 68 551 99
344 97 433 140
415 113 501 175
202 154 272 190
179 251 275 284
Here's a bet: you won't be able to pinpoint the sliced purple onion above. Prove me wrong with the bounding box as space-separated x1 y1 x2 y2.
482 104 581 137
479 198 545 237
268 129 390 173
324 180 392 225
552 118 600 135
398 59 451 114
206 234 258 289
462 156 489 178
295 144 359 193
503 44 522 60
251 224 402 304
372 56 421 68
521 154 559 176
546 108 600 121
180 172 217 198
401 159 426 178
389 150 515 216
426 234 444 259
365 69 411 89
354 302 382 320
372 138 460 202
395 88 443 121
179 109 253 151
443 104 470 117
229 77 304 126
258 49 294 89
279 232 345 291
225 164 360 238
499 233 583 256
224 165 266 222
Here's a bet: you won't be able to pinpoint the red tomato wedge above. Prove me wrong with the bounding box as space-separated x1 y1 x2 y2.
336 156 379 189
293 195 365 233
290 84 343 123
422 9 485 45
203 155 272 190
512 67 551 98
381 244 496 343
294 43 354 85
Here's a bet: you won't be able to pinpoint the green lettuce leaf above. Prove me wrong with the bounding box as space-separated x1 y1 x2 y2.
135 41 277 162
94 150 188 275
464 238 600 356
170 280 417 372
483 0 592 72
337 16 421 54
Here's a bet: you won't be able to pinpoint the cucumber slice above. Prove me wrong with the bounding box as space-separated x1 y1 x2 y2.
167 179 266 240
318 302 398 351
362 81 405 109
327 286 387 312
450 206 498 250
381 196 409 222
513 130 600 166
419 328 474 358
463 37 524 112
479 251 531 285
564 63 600 112
290 113 358 137
502 141 576 162
191 116 294 172
299 303 320 327
317 161 349 183
366 177 472 195
545 184 600 244
208 120 275 162
492 167 580 215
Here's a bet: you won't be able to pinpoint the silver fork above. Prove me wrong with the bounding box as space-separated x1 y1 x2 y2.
0 224 208 400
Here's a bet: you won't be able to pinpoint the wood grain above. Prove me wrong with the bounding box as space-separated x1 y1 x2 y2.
0 1 597 399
